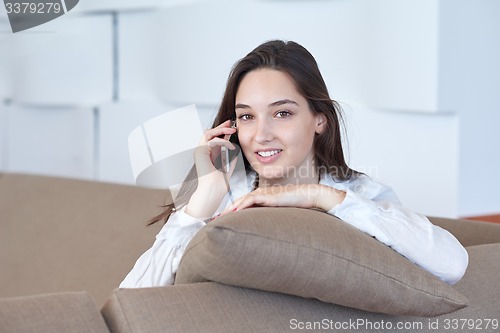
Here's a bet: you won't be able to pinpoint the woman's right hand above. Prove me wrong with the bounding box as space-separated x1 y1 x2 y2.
185 120 237 219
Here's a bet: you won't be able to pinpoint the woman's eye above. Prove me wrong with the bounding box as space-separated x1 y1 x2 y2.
275 110 292 118
238 114 253 121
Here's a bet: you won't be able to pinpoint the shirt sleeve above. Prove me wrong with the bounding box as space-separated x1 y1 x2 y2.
328 174 469 285
119 208 206 288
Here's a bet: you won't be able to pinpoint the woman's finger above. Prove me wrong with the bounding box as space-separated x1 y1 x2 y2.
193 134 236 170
234 192 276 212
220 185 315 217
221 190 266 215
206 137 236 150
202 122 236 143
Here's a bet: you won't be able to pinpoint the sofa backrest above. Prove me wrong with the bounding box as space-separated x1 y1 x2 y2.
429 216 500 247
0 173 166 306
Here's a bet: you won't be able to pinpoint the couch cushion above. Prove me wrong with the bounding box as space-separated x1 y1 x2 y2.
104 257 500 333
175 207 468 317
0 173 165 306
451 243 500 317
0 291 109 333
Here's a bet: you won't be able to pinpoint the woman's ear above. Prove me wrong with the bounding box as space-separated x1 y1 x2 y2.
315 114 327 134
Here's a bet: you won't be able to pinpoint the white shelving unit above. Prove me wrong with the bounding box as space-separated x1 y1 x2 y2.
1 0 499 218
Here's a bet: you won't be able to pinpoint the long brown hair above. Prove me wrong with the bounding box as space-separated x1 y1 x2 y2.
148 40 353 225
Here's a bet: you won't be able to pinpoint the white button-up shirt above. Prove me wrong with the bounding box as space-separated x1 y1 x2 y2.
120 171 468 288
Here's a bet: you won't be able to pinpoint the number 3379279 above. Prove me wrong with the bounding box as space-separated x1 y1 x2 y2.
5 2 62 14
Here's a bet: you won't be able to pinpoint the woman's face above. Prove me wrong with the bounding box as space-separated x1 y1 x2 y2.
235 68 326 186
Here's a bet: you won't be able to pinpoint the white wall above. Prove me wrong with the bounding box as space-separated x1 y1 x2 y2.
439 0 500 216
0 102 7 171
0 0 499 218
344 103 460 218
1 18 12 171
5 105 94 179
362 0 441 112
0 27 11 100
9 13 113 106
0 10 113 180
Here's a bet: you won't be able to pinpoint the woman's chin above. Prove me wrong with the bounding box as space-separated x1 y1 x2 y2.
255 167 287 182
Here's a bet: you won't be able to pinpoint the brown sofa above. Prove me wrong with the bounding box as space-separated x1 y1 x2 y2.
1 172 499 332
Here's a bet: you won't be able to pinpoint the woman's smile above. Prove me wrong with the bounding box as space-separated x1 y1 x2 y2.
255 148 283 164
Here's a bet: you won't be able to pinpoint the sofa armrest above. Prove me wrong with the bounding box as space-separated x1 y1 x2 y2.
429 216 500 247
0 291 109 333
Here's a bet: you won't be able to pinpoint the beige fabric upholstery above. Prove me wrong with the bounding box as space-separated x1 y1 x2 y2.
453 243 500 317
2 172 498 331
429 216 500 247
103 242 500 333
175 207 468 317
0 173 165 306
0 291 109 333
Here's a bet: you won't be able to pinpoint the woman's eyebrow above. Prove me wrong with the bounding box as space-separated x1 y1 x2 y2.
235 103 250 110
235 99 299 110
269 99 299 107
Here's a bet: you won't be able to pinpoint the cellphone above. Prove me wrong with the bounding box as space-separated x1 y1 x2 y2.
221 147 230 173
221 119 236 173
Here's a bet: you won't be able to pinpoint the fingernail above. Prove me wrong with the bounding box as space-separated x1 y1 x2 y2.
233 207 237 212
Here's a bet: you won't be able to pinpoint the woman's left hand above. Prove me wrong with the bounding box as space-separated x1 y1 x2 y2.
220 184 346 216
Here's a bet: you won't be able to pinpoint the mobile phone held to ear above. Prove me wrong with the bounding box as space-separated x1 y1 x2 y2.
221 146 230 173
221 120 236 173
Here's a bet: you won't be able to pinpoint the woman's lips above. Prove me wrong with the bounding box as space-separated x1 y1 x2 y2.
255 149 283 164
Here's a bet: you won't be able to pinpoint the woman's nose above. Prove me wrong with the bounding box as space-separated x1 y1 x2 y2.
254 118 274 144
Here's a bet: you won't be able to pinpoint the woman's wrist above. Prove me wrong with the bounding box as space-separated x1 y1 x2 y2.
313 184 346 212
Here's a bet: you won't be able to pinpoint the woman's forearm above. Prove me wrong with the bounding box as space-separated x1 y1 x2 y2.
185 183 226 219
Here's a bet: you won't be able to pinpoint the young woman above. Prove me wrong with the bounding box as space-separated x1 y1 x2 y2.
120 40 468 288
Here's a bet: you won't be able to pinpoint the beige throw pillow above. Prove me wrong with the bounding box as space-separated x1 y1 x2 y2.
175 207 468 317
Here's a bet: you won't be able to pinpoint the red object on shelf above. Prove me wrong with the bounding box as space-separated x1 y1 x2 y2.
464 214 500 224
